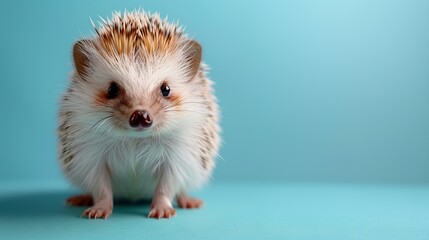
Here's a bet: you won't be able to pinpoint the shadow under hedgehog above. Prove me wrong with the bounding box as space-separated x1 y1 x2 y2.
58 10 220 219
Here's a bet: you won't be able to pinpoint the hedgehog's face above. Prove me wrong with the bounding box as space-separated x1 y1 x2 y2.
72 39 204 138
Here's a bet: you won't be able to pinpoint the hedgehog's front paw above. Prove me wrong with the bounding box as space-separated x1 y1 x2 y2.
148 199 176 219
82 204 112 219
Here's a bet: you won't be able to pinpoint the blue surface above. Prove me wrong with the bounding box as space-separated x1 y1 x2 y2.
1 181 429 240
0 0 429 183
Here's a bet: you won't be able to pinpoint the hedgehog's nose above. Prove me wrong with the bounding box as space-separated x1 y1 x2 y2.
129 110 152 128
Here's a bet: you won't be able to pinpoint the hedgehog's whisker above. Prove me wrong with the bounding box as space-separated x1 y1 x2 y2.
95 116 112 133
83 115 113 136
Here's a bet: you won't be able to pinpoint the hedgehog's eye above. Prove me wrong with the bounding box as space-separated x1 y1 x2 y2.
160 83 170 97
107 82 120 99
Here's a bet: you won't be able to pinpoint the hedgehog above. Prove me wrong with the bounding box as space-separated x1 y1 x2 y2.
58 10 220 219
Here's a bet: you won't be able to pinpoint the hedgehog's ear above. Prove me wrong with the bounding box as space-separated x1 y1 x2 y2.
183 40 202 79
73 39 92 79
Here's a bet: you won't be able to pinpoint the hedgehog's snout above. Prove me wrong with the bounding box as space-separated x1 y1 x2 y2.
129 110 152 129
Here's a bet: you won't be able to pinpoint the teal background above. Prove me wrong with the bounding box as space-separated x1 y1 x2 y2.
1 1 429 239
1 0 428 183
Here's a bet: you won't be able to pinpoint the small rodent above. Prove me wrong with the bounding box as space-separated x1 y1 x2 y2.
58 10 220 219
